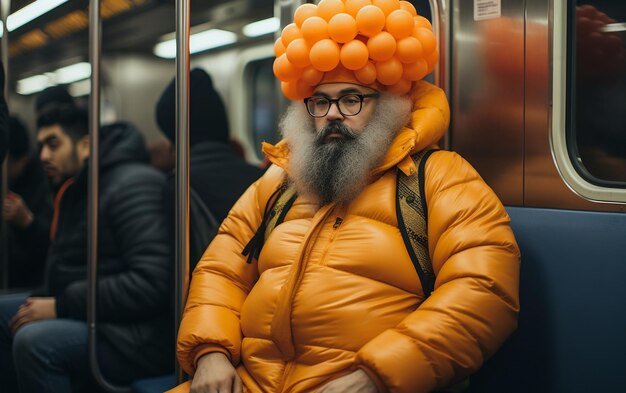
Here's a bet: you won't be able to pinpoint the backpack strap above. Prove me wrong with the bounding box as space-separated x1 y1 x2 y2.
396 148 438 297
242 182 298 264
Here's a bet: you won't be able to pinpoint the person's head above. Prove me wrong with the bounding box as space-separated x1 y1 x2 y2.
36 104 90 185
274 0 437 205
156 68 229 146
35 85 75 115
7 116 31 183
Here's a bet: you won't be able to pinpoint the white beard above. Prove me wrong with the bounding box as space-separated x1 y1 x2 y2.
280 92 413 206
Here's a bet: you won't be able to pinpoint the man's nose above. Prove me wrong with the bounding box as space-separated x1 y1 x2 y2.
326 102 344 121
40 147 50 162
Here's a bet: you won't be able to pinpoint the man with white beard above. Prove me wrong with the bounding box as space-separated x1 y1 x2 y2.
172 2 520 393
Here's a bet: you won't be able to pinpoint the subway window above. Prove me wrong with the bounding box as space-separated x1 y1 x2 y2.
570 1 626 185
249 57 279 160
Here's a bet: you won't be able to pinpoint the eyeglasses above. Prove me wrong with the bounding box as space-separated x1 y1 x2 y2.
303 93 380 117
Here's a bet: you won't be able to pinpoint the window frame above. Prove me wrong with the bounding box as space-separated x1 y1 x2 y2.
551 0 626 204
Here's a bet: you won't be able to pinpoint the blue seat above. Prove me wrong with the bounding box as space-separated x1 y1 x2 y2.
468 207 626 392
131 374 176 393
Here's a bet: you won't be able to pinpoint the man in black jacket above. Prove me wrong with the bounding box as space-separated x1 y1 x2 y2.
0 105 173 392
2 116 52 288
157 68 264 268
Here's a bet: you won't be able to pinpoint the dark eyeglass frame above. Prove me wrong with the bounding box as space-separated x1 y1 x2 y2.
303 93 380 118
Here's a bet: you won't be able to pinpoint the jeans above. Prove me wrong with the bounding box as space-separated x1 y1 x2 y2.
0 292 140 393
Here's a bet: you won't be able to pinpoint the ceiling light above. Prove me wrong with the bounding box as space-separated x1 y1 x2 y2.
17 74 53 95
55 62 91 84
601 23 626 33
154 29 238 59
242 17 280 38
7 0 68 31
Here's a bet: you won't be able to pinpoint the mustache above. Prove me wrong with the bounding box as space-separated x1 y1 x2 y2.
316 122 357 142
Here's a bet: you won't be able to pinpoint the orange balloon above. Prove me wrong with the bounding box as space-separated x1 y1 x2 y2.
355 61 377 84
301 16 329 43
273 54 303 82
375 57 403 85
295 78 314 98
396 36 422 63
302 66 324 86
310 39 341 72
388 79 412 95
399 1 417 16
372 0 401 16
414 27 436 56
367 31 397 61
317 0 346 21
294 3 318 27
386 9 414 39
402 59 428 81
356 5 386 37
281 23 303 47
281 81 300 101
274 37 286 57
329 13 358 43
345 0 372 18
414 15 433 30
286 38 311 67
340 39 369 70
426 48 439 72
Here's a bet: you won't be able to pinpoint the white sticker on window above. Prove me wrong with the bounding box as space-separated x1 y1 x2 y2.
474 0 501 21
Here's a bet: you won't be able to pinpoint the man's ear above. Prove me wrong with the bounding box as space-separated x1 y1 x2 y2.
77 135 90 161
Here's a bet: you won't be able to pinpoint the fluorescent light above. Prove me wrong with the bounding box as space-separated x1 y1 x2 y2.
0 21 3 38
55 62 91 84
7 0 68 31
243 17 280 37
601 23 626 33
154 29 238 59
69 79 91 97
17 74 53 95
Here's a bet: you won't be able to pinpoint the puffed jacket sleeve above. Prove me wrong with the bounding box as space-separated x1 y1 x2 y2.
176 165 284 375
355 151 520 393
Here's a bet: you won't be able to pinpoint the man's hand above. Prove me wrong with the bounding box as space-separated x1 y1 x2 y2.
8 297 57 334
191 352 242 393
3 192 33 229
317 369 378 393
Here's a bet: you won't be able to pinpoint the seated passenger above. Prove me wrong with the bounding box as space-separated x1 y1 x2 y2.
156 68 264 267
2 116 53 289
0 104 173 392
171 3 520 393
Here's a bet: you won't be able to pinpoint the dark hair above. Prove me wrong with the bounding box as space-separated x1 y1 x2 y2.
8 116 30 159
35 86 75 114
155 68 229 146
37 104 88 142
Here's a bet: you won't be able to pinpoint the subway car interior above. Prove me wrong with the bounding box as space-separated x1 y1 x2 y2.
0 0 625 392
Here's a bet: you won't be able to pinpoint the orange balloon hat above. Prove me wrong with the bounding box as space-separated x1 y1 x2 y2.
274 0 438 100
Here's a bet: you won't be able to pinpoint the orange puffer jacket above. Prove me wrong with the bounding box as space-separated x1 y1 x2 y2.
174 81 520 393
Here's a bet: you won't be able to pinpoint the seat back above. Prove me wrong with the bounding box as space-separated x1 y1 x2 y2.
469 207 626 392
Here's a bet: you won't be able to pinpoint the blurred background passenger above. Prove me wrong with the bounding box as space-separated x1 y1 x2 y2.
34 85 77 116
2 116 52 289
157 68 264 267
0 104 173 392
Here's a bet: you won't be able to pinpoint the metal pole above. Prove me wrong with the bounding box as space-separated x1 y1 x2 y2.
174 0 190 385
87 0 130 391
0 0 10 290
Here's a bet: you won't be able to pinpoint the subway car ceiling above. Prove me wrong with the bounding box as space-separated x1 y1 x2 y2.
5 0 275 90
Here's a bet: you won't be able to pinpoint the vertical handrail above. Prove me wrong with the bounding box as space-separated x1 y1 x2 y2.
86 0 130 391
0 0 10 290
428 0 451 149
174 0 190 385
